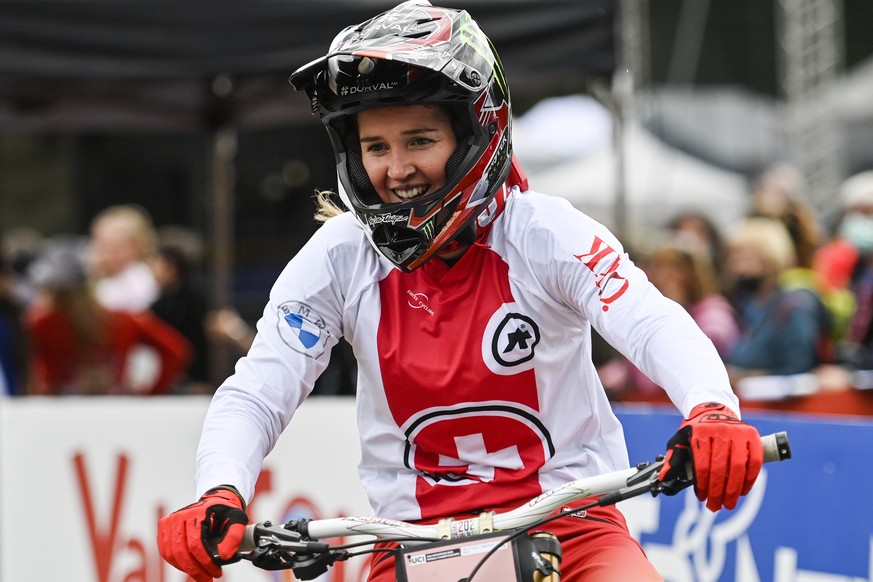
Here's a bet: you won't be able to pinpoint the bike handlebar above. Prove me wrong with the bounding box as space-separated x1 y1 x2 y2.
238 431 790 554
762 431 791 463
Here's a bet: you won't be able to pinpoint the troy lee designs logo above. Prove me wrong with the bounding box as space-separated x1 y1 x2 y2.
340 81 400 96
407 290 435 316
573 236 630 311
367 213 408 227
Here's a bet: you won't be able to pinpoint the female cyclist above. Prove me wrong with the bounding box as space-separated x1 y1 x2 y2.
158 2 763 581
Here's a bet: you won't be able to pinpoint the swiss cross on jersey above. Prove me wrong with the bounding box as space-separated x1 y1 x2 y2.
377 244 553 517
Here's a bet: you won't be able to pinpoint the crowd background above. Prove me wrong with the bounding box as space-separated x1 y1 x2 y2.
2 0 873 416
595 165 873 413
0 204 358 397
2 163 873 413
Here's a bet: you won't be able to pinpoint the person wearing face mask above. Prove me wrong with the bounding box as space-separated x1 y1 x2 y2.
816 171 873 371
725 217 833 384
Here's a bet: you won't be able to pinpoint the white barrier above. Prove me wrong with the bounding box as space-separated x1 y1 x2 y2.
0 396 371 582
7 397 866 582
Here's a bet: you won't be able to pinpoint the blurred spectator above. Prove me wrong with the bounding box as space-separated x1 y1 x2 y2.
2 226 44 308
665 211 727 277
24 239 191 395
750 163 855 344
0 252 26 395
648 235 740 358
150 240 211 389
724 218 832 384
598 234 739 399
89 204 159 312
749 162 822 269
820 171 873 371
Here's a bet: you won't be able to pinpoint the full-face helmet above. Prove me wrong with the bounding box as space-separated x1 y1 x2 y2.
289 0 513 271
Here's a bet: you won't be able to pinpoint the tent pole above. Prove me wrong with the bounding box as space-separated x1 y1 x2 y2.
208 122 238 385
612 82 628 241
591 76 628 242
613 0 649 245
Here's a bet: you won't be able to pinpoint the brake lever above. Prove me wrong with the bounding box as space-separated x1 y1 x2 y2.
251 522 308 550
216 522 303 566
596 457 693 507
229 520 344 578
657 459 696 497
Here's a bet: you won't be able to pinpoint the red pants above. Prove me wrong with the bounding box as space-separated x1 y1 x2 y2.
367 499 663 581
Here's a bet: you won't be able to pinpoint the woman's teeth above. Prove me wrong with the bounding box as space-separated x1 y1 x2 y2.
394 186 428 200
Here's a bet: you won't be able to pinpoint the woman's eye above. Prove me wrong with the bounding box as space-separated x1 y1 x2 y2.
411 137 433 147
364 143 386 154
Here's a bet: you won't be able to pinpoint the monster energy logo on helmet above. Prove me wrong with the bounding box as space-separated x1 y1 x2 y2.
422 220 436 240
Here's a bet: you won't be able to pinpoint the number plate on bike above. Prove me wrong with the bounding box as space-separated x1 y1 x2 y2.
396 531 523 581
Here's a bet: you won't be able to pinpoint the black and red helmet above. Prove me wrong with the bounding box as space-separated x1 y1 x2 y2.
290 0 513 271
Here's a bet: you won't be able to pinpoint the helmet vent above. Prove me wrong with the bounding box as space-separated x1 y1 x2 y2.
444 139 472 180
395 16 439 38
402 30 431 39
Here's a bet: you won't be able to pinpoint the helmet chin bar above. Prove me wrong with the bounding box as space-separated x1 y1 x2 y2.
371 223 428 268
453 221 478 246
372 216 481 271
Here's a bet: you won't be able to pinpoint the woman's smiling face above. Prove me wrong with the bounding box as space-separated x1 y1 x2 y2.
357 104 458 204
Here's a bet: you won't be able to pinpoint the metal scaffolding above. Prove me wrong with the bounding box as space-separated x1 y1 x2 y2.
775 0 845 219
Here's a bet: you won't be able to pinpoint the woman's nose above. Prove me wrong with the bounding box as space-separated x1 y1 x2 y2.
387 152 415 180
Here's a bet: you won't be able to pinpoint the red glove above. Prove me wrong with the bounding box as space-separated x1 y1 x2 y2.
157 487 248 582
658 402 764 512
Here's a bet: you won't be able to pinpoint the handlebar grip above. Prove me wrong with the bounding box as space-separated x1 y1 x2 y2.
762 431 791 463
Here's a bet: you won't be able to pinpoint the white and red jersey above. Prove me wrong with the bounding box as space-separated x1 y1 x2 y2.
195 188 738 520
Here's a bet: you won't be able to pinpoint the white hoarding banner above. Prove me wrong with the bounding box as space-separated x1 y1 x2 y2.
0 396 371 582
